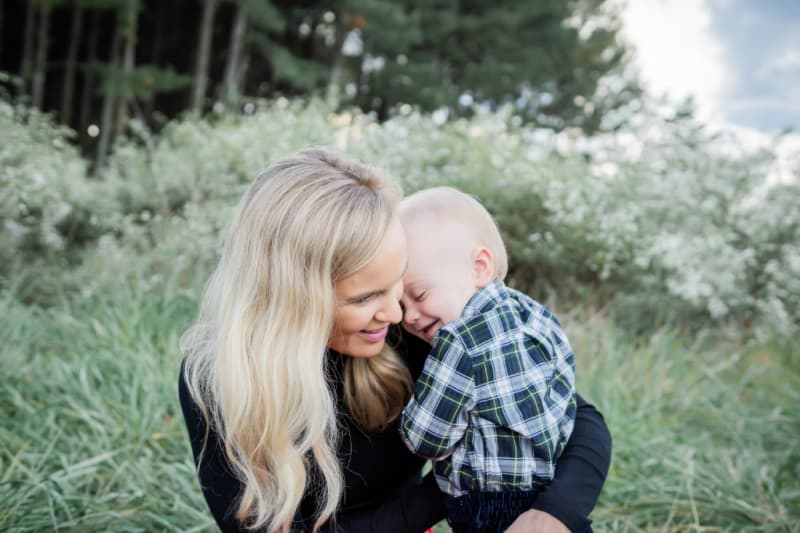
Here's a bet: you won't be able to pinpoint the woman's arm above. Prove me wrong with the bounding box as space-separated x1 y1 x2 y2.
512 395 612 532
334 472 446 533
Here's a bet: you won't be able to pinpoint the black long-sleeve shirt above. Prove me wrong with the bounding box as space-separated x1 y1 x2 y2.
179 331 611 532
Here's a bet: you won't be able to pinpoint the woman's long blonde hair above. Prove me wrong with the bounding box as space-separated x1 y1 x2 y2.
181 148 412 532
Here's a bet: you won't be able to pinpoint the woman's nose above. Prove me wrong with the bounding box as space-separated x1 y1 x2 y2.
376 295 403 324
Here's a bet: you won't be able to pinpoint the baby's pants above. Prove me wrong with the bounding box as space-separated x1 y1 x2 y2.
444 490 538 533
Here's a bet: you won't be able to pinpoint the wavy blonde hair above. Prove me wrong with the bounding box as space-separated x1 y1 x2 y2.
181 148 412 532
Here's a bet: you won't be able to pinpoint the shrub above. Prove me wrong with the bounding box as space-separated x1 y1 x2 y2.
3 98 798 335
0 103 103 275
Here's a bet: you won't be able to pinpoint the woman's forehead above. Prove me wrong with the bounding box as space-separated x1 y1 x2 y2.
336 219 407 295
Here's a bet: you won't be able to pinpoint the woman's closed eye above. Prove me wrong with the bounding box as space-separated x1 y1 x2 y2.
351 292 379 304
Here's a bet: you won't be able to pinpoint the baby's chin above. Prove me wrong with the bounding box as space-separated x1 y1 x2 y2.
402 321 441 344
401 323 434 344
423 324 441 343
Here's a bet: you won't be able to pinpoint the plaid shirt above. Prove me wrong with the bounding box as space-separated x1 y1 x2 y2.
399 281 576 496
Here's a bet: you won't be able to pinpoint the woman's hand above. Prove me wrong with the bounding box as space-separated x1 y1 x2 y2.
504 509 570 533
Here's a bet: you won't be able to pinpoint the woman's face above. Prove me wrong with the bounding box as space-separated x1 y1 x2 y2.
330 217 407 358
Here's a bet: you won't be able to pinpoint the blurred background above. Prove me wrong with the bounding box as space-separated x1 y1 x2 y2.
1 0 798 531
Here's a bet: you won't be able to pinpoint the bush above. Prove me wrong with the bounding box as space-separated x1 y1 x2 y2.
0 103 102 274
3 98 798 335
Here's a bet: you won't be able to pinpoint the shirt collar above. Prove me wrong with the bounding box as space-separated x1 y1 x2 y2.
460 280 508 319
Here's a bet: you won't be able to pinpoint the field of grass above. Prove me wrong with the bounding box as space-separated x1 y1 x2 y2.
2 273 797 531
3 99 798 531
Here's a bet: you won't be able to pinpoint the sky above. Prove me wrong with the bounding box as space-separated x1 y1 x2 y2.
620 0 800 133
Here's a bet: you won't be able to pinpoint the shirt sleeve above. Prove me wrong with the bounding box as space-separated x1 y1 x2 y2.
399 329 475 460
529 395 612 532
178 364 249 532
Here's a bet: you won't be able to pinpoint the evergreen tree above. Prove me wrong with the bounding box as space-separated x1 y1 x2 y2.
342 0 637 130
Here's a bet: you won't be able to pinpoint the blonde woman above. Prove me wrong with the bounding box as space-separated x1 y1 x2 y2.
179 148 611 532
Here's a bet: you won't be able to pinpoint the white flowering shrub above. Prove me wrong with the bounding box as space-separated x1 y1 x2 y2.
559 112 800 333
0 102 100 274
103 99 338 216
3 98 798 334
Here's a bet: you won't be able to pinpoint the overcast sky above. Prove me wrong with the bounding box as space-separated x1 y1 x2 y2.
621 0 800 133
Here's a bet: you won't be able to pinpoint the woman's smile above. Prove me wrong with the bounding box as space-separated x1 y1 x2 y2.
359 326 389 342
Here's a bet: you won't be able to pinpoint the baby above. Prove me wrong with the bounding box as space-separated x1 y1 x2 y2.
397 186 577 533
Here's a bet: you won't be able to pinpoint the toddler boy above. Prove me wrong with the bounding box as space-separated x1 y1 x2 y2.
398 187 577 533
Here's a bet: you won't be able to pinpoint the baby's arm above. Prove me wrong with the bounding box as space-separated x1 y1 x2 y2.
501 311 577 480
541 318 578 453
399 330 474 460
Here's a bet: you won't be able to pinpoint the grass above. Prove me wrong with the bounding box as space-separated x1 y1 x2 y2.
1 278 798 531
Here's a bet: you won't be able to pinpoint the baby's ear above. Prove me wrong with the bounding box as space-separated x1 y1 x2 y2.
472 247 495 288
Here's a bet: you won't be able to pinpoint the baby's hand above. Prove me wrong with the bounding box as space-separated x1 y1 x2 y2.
504 509 570 533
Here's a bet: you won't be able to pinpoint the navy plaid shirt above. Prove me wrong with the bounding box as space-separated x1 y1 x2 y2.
399 281 576 496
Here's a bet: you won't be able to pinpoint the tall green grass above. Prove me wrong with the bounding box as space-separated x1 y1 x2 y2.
568 312 799 531
1 282 212 531
2 277 797 531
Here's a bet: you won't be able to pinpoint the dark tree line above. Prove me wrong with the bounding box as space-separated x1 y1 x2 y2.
0 0 639 165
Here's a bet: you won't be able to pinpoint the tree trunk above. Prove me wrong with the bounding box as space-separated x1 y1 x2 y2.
79 9 100 144
144 2 165 119
192 0 219 113
20 0 36 96
223 1 248 109
32 3 52 110
61 3 85 125
116 0 139 134
0 0 5 65
96 23 122 171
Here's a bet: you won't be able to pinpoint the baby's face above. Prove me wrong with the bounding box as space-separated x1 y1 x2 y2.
399 222 479 343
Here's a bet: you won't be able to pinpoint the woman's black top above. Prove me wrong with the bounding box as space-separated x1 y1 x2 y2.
179 330 611 532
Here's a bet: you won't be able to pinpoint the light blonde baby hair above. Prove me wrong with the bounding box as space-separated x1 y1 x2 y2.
398 186 508 281
181 148 412 532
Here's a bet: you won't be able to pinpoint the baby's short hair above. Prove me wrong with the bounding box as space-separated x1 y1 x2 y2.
398 186 508 281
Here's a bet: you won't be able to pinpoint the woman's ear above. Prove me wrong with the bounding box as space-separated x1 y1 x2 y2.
472 247 495 288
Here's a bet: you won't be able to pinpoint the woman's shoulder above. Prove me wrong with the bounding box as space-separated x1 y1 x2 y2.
177 357 216 447
177 357 193 409
177 357 204 439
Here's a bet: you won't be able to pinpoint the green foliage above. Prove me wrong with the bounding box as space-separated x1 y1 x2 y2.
340 0 636 130
568 313 800 531
249 35 326 92
229 0 635 130
1 286 797 530
242 0 285 34
87 62 192 101
3 97 798 335
2 97 799 530
0 102 100 276
0 285 211 530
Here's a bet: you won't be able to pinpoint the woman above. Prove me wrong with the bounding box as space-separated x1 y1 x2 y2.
179 148 611 532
